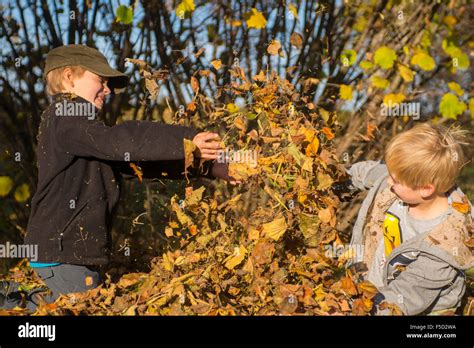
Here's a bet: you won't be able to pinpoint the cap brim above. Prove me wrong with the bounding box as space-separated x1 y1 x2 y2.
79 63 129 90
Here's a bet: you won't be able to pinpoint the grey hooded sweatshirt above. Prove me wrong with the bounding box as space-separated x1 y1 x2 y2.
347 160 474 315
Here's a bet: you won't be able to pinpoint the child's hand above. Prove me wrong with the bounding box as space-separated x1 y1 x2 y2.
192 132 223 160
211 162 242 185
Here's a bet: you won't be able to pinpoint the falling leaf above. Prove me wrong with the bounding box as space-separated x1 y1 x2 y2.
190 76 199 93
262 217 287 241
341 276 358 296
227 103 239 113
288 4 298 19
443 15 457 28
211 59 222 70
357 281 378 299
371 76 390 89
224 245 247 270
0 176 13 197
129 163 143 183
185 186 206 207
116 5 134 25
397 64 414 82
321 127 335 140
365 123 378 140
318 207 332 224
245 8 267 29
305 137 320 157
290 33 303 48
452 201 469 214
14 184 30 203
125 58 148 70
339 84 353 101
194 47 205 58
439 93 466 119
267 40 281 56
183 138 196 176
383 93 406 106
463 238 474 248
176 0 195 18
374 46 397 69
447 82 464 96
340 49 357 67
360 60 374 70
85 276 93 286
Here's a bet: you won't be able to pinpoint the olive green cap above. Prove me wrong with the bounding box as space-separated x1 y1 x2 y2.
44 45 129 89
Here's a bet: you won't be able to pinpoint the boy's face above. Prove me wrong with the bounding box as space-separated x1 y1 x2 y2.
69 70 110 109
387 173 435 204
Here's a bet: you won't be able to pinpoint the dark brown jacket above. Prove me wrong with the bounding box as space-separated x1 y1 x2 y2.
25 94 213 265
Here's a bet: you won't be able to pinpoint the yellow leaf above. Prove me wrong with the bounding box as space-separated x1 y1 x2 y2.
85 276 93 286
397 64 414 82
370 76 389 89
383 93 406 106
262 216 287 241
443 15 457 28
339 84 353 101
439 93 466 120
318 207 332 224
245 8 267 29
224 245 247 270
14 184 30 202
374 46 397 69
228 162 260 181
410 51 435 71
305 137 320 157
288 4 298 19
321 127 335 140
129 163 143 182
185 186 206 207
175 0 195 18
183 138 196 176
267 40 281 56
211 59 222 70
447 82 464 96
452 201 469 214
227 103 239 113
360 60 373 70
0 176 13 197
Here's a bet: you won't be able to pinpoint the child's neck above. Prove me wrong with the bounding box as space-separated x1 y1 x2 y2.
408 193 449 220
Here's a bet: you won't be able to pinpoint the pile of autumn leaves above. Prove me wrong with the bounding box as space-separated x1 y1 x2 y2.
32 69 387 316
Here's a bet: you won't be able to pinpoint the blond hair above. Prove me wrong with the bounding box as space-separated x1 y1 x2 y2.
45 66 86 96
384 123 469 193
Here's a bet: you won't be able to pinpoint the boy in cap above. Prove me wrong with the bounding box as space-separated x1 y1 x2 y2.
0 45 236 311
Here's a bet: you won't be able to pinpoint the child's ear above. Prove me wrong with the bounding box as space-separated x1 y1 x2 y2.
62 68 74 88
419 184 436 198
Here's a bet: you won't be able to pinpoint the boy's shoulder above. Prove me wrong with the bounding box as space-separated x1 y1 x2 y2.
424 192 474 269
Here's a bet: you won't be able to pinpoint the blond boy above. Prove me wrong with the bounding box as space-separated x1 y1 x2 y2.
347 123 473 315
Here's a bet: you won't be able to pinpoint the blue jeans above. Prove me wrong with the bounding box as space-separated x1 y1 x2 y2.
1 264 101 312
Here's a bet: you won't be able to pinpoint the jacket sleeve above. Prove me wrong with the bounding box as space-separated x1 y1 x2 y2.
115 159 216 180
55 116 199 161
346 160 388 191
375 254 461 315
